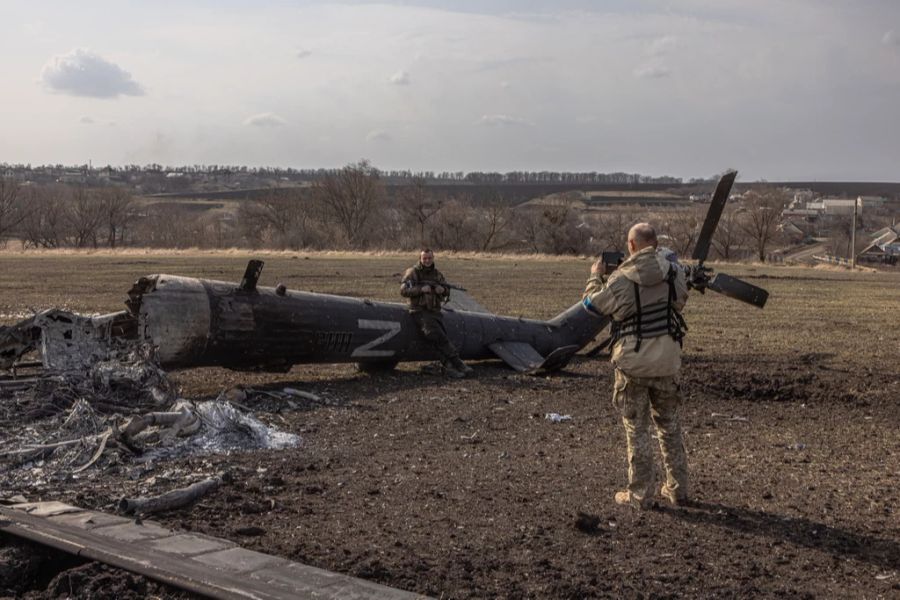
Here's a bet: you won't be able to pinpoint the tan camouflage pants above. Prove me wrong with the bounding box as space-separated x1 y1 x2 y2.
613 368 689 503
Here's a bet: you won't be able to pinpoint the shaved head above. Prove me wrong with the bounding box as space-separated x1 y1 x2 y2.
627 223 658 254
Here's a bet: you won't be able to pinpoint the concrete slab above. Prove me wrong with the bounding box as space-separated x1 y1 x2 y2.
147 533 233 557
193 547 288 573
48 510 132 530
2 502 433 599
12 501 82 517
253 562 424 599
93 520 173 542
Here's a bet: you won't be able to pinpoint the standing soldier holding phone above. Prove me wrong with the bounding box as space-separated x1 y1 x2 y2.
582 223 691 509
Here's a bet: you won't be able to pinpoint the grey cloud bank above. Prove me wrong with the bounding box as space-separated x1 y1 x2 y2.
3 1 900 181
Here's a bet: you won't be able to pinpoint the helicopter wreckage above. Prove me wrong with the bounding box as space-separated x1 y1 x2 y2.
0 265 605 376
0 170 767 379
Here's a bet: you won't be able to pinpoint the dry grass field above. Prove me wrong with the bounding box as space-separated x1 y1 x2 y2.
1 250 899 598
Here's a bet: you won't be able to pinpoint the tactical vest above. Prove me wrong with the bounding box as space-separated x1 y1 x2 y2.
609 265 687 352
402 265 448 312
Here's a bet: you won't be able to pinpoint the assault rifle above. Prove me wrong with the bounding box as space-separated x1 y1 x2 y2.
420 281 467 311
414 281 466 292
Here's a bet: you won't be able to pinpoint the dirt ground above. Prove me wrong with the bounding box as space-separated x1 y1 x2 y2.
1 252 899 599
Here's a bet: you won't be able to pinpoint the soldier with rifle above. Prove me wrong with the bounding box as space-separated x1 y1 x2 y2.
582 223 690 509
400 248 473 379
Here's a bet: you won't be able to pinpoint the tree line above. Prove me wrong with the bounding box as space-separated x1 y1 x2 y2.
2 161 684 185
0 162 792 260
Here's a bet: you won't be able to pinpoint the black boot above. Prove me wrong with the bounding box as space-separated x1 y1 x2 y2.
452 357 473 375
441 358 466 379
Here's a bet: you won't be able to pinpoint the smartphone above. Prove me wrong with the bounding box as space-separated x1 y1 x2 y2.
601 251 625 271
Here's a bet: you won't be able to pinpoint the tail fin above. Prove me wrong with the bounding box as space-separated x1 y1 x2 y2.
445 290 492 314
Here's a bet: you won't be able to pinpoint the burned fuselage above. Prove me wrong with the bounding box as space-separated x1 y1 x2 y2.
123 272 606 373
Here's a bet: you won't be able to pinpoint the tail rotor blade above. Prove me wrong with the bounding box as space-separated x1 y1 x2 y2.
692 169 738 263
707 273 769 308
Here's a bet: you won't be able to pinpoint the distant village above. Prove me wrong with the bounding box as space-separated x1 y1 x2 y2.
774 190 897 266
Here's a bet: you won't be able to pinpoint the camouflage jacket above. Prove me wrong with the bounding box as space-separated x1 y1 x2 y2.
582 246 689 378
400 263 451 312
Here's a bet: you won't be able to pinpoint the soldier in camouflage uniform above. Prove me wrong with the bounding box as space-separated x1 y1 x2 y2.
582 223 690 508
400 249 473 379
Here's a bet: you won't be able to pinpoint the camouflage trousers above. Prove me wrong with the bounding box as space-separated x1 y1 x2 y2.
412 311 459 362
612 369 689 503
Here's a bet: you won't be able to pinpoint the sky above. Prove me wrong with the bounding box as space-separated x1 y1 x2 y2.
2 0 900 181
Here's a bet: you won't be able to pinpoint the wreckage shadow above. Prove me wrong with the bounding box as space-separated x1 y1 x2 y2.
661 500 900 570
232 359 597 413
284 360 593 388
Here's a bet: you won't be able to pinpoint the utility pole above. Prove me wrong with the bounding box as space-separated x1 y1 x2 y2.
850 196 858 269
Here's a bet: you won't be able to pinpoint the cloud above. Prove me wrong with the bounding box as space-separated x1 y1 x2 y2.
40 48 144 98
883 30 899 46
475 56 553 72
478 114 531 127
633 63 672 79
366 129 392 142
80 115 116 126
243 112 287 127
389 70 411 85
647 35 677 56
296 49 312 58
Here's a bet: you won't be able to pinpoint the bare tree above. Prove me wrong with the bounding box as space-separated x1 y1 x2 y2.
514 209 543 253
66 187 105 248
738 188 789 261
191 211 240 249
0 178 27 245
711 205 746 260
313 160 385 248
476 200 513 251
541 203 578 254
431 198 473 250
137 205 203 248
21 185 67 248
237 188 316 249
98 188 136 247
476 191 513 252
661 207 704 257
592 208 640 253
512 199 589 255
396 178 443 246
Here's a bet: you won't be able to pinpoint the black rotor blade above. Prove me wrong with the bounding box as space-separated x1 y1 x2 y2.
707 273 769 308
692 169 738 263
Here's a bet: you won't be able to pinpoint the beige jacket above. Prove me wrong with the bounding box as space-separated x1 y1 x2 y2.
583 246 688 377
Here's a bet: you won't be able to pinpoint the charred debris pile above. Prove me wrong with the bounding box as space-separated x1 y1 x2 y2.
0 307 303 505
